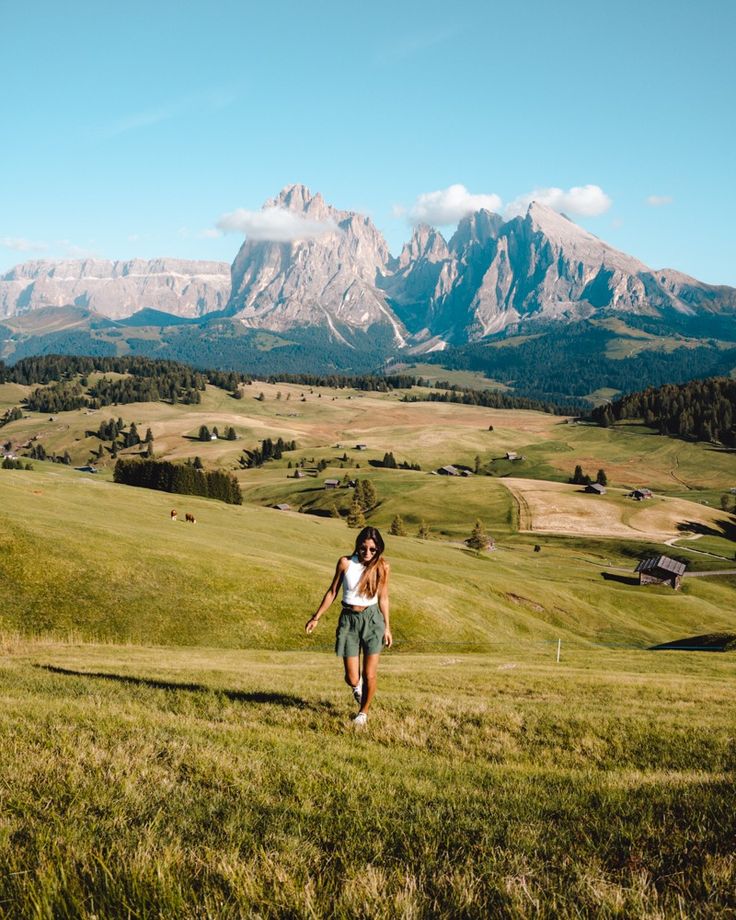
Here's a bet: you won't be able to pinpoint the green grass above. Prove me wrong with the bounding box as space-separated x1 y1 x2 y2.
0 640 734 918
1 467 734 652
395 362 510 390
1 410 735 916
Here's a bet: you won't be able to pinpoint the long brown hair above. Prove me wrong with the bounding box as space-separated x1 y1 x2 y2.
354 526 387 598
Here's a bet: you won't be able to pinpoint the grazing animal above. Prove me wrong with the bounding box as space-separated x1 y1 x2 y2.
185 512 196 524
170 509 178 521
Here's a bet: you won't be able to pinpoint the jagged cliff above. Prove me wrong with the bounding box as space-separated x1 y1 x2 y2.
2 187 734 347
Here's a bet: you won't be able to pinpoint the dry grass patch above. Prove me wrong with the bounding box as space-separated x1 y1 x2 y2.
501 478 731 542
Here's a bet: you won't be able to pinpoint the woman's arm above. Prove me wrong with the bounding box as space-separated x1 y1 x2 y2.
305 557 348 633
378 561 392 648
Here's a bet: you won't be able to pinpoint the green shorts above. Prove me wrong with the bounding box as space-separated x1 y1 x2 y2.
335 603 385 657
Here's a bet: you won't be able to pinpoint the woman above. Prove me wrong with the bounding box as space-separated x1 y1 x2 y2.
305 526 392 726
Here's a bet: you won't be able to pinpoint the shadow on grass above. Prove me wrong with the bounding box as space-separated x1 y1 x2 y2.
601 572 639 586
678 517 736 542
649 633 736 652
35 665 337 711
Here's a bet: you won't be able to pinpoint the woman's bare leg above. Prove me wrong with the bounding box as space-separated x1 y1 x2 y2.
359 653 380 714
343 656 360 690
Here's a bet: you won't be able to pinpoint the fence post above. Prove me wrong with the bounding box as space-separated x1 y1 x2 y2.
556 638 561 663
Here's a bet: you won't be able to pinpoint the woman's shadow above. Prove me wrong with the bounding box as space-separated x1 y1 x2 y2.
35 664 337 712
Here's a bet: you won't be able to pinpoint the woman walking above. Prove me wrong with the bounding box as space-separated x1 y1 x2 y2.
305 526 392 726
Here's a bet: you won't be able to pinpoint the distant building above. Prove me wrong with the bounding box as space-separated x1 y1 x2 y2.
630 488 653 500
505 451 518 461
460 469 474 477
635 555 686 590
210 433 218 440
438 465 460 476
273 503 291 511
324 479 340 489
355 444 367 451
293 469 304 479
585 483 606 495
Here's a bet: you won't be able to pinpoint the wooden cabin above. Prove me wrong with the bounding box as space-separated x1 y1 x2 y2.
585 483 606 495
635 555 686 590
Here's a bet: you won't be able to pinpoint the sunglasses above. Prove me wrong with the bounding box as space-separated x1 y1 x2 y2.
358 545 378 555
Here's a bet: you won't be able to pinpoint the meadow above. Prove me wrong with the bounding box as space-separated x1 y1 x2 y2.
1 376 735 916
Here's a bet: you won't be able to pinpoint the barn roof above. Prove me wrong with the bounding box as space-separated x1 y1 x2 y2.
635 555 687 577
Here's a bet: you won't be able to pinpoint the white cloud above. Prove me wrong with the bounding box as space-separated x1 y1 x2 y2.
216 207 338 242
406 184 503 226
1 236 48 252
199 228 222 239
646 195 673 207
505 184 612 218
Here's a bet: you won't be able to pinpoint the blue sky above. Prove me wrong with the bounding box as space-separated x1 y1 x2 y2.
1 0 735 284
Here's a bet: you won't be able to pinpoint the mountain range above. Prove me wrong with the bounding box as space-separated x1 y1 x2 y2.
2 185 736 401
3 184 735 352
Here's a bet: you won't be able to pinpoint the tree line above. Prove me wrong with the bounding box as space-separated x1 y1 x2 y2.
424 320 736 404
592 376 736 445
240 437 297 468
113 458 242 504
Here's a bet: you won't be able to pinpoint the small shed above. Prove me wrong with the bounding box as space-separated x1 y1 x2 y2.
630 488 652 501
324 479 340 489
273 503 291 512
355 444 367 451
505 451 518 461
438 465 460 476
460 469 474 477
210 433 218 441
635 555 686 590
293 469 304 479
585 483 606 495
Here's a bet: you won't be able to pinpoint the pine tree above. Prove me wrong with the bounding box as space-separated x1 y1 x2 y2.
596 469 608 486
389 515 406 536
417 520 431 539
198 425 210 442
362 480 377 510
466 518 489 552
571 464 585 484
346 497 366 529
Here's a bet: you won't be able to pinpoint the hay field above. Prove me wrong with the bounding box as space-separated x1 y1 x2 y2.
502 477 732 542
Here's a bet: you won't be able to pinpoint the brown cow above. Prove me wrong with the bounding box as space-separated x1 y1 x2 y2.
185 512 196 524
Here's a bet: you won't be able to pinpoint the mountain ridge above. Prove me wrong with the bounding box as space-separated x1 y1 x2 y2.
2 185 735 353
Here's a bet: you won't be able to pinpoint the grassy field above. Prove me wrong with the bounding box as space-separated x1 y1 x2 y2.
1 638 734 918
1 377 735 916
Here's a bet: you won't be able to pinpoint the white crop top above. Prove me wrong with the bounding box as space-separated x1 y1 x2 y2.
342 554 378 606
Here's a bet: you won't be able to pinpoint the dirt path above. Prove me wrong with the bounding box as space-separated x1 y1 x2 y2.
684 569 736 578
669 452 691 489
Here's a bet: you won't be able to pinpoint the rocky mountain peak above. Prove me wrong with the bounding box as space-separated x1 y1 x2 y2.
449 209 503 254
398 224 450 269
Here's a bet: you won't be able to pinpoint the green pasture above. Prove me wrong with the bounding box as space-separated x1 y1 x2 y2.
393 361 509 390
1 467 734 652
2 379 734 501
0 639 734 918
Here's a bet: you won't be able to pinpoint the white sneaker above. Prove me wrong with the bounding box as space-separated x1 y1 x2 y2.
351 679 363 705
352 712 368 728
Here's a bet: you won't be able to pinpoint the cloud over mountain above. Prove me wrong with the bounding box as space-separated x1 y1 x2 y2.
215 207 338 242
406 184 503 226
505 184 612 218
